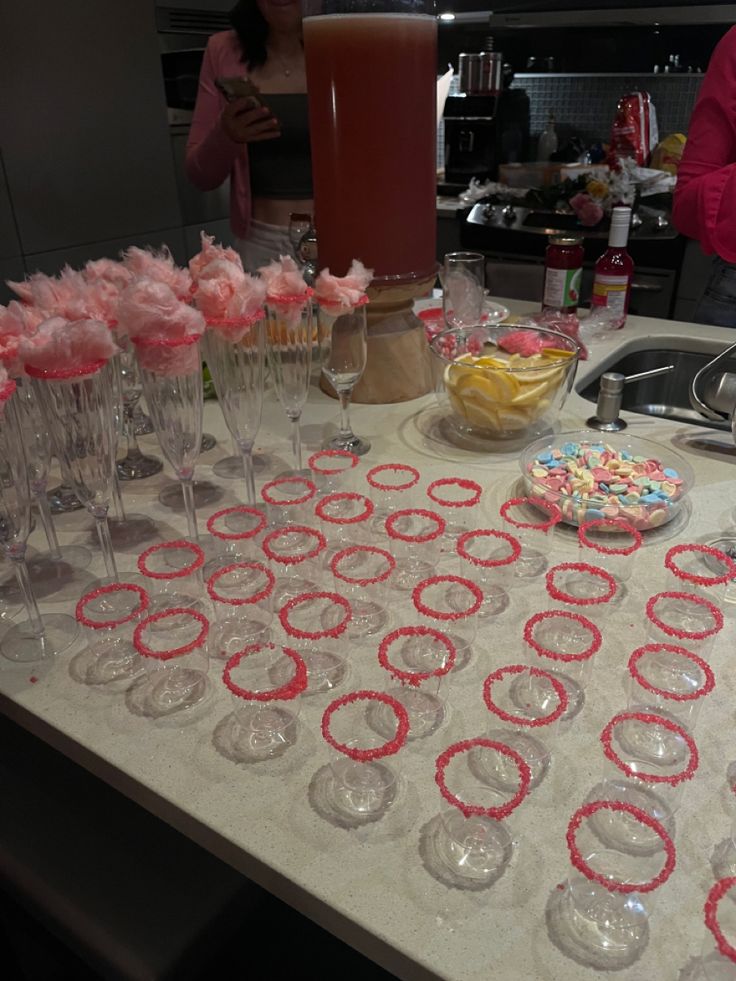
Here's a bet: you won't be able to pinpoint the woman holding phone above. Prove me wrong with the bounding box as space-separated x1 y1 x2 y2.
185 0 312 270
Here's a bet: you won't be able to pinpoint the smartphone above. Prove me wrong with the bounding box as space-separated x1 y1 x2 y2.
215 76 263 107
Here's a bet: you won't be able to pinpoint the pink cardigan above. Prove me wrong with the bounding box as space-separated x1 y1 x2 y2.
185 31 252 239
672 26 736 263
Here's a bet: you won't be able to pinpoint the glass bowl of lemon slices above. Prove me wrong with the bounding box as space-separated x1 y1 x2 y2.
429 324 579 441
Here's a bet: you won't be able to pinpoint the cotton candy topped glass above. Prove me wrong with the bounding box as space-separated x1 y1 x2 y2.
430 324 578 440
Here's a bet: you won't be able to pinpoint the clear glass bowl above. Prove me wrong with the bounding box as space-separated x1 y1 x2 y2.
429 324 579 440
520 430 695 530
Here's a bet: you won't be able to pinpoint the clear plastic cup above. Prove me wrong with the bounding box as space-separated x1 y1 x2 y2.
626 642 715 731
136 540 206 618
329 545 394 638
425 476 483 540
411 574 482 674
308 448 359 495
455 528 518 621
222 641 306 761
480 663 569 790
315 491 374 556
499 496 561 582
663 543 736 605
545 560 619 622
645 591 724 658
700 877 736 980
205 505 268 560
523 609 602 719
277 590 352 695
130 607 210 719
72 582 149 686
384 508 446 591
577 517 642 586
260 475 318 528
206 560 275 647
365 463 420 531
260 524 327 607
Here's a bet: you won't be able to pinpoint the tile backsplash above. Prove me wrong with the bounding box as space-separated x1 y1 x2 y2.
511 72 703 141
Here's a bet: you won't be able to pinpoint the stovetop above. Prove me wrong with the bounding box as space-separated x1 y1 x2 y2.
466 202 678 242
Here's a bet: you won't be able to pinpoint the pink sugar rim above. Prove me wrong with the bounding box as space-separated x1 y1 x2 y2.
385 508 446 544
601 710 699 785
137 539 205 580
330 545 396 586
545 561 618 607
261 475 317 507
664 543 736 587
307 449 359 475
25 359 106 380
278 590 352 641
577 517 642 556
456 529 521 569
646 591 724 640
133 607 209 660
131 333 201 349
627 643 715 702
705 877 736 964
482 664 569 727
265 287 314 305
435 738 532 820
0 379 17 405
377 626 457 686
75 582 149 629
567 800 676 894
426 477 482 509
318 294 370 313
321 690 410 761
206 505 267 542
524 609 602 662
412 575 483 621
365 463 420 492
204 311 264 328
500 496 561 532
222 642 307 702
206 561 275 607
315 491 374 525
260 525 326 565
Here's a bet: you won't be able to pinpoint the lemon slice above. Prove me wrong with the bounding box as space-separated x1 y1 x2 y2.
457 369 519 403
541 347 575 361
496 405 533 431
517 364 566 385
512 379 551 406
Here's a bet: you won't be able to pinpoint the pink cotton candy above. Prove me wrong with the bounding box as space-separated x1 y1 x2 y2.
498 330 547 357
0 302 45 377
117 279 205 343
122 246 192 300
531 311 589 361
83 258 133 293
189 232 243 282
194 259 266 326
259 255 309 301
314 259 373 312
21 317 119 376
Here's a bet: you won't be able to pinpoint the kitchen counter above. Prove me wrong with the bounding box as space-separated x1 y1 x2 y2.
1 305 735 981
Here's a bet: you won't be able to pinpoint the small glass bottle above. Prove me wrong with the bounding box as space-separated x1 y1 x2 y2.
542 235 584 314
591 205 635 327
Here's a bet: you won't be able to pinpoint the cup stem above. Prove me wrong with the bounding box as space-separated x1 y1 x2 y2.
111 472 126 521
291 415 302 471
95 515 119 581
181 477 199 542
11 555 45 638
337 390 355 440
241 446 256 506
35 491 62 561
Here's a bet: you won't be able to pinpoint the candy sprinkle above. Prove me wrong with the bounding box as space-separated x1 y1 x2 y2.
526 441 685 530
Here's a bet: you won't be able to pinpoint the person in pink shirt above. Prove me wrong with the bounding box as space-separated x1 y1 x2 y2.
673 26 736 327
185 0 312 271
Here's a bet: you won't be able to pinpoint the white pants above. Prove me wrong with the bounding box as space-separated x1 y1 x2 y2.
236 219 296 274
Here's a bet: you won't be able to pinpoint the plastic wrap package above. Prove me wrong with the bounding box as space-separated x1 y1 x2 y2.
512 307 623 360
609 92 659 167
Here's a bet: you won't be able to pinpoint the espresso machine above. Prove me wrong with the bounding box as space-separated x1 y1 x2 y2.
442 49 530 191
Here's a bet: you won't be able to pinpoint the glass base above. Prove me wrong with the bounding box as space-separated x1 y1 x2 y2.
69 640 142 688
323 432 371 457
345 600 389 639
47 484 84 514
117 452 164 481
158 480 224 511
201 433 217 452
472 729 551 791
221 705 299 762
393 558 435 592
510 668 585 722
326 757 397 823
546 878 649 970
479 585 511 620
0 612 79 662
26 546 94 602
425 810 513 889
212 454 244 479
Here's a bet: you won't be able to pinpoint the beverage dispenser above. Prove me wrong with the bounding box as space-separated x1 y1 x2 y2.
303 0 438 403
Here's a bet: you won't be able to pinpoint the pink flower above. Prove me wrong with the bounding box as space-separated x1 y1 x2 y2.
569 193 604 227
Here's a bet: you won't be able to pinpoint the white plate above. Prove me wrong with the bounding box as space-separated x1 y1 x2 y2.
413 296 510 326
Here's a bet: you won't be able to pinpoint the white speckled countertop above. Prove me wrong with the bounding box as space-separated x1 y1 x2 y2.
1 303 735 981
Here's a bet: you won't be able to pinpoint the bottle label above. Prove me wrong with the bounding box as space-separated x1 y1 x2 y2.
592 274 629 317
543 267 582 309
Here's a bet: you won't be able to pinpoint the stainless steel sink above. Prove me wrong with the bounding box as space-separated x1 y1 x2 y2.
577 334 736 431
